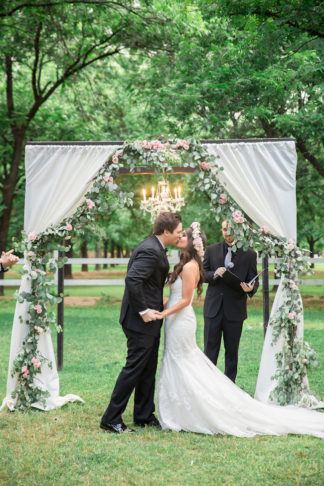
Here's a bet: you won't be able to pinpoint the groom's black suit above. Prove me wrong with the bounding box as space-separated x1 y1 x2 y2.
102 235 169 425
203 241 258 382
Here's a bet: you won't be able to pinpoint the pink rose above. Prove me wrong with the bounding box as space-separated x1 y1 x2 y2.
173 139 190 150
302 358 307 364
201 161 211 170
34 325 44 334
28 232 37 241
181 141 190 150
86 198 95 209
23 371 29 379
220 193 226 199
27 251 35 258
66 223 72 231
219 198 226 204
289 280 298 290
112 150 123 164
21 365 28 373
65 236 71 240
260 226 268 234
288 311 297 319
288 243 294 250
288 238 294 244
31 357 41 369
34 304 42 314
238 217 245 223
103 175 113 184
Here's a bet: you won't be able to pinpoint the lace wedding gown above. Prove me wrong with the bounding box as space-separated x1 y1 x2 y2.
157 278 324 437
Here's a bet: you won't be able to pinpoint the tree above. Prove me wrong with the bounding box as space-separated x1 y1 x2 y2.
0 0 178 255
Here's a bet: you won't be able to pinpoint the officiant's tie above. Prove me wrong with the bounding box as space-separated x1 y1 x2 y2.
224 246 232 267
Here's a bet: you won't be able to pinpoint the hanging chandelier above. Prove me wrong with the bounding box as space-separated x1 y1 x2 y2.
141 178 185 222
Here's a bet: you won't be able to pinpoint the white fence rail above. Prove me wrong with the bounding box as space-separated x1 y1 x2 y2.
1 257 323 287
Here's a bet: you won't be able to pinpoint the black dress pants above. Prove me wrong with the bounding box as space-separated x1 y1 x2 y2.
101 327 160 425
204 306 243 383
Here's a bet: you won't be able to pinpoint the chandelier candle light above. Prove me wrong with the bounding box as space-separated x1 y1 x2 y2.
141 179 185 221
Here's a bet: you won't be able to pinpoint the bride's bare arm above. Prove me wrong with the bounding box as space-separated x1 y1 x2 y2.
156 262 199 318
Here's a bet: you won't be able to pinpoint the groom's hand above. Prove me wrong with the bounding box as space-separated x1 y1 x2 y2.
141 309 159 322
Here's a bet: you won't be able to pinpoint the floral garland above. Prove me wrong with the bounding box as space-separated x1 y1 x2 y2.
11 137 316 410
191 222 205 257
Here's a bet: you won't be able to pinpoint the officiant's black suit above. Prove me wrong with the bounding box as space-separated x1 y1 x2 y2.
101 235 169 425
203 241 258 382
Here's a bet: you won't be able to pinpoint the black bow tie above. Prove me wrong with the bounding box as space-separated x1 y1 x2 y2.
164 248 168 254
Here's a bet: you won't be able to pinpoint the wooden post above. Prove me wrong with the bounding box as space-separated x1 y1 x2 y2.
57 250 64 370
262 255 269 336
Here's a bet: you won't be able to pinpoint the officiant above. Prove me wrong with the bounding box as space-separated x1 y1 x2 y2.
203 219 259 382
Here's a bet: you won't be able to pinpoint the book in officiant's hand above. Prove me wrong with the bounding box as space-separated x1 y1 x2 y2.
222 270 263 293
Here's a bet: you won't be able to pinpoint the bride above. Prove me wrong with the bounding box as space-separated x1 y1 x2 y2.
156 222 324 438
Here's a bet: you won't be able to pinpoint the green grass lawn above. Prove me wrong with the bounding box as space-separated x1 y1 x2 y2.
0 300 323 485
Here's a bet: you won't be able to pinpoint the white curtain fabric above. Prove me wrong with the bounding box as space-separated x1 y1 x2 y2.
2 140 319 411
206 141 297 239
1 144 117 411
24 144 119 234
206 141 321 408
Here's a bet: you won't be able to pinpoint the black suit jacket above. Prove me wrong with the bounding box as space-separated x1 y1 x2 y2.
203 241 259 321
120 235 169 337
0 259 8 273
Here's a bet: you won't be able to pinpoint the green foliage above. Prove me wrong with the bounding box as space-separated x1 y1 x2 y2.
0 303 323 485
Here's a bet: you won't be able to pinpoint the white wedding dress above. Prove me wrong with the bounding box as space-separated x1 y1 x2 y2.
157 278 324 437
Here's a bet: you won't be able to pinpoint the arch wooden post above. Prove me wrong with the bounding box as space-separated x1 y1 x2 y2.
57 249 65 371
262 256 269 336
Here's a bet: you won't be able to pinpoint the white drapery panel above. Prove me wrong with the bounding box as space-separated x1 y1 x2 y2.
2 140 318 411
206 141 297 239
2 144 117 411
24 144 118 234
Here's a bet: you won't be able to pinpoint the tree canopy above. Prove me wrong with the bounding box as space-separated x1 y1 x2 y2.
0 0 323 256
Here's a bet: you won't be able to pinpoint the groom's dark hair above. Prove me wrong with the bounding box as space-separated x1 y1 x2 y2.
153 212 182 235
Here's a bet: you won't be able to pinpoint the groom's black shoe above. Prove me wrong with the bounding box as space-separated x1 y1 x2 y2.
100 421 135 434
134 416 161 428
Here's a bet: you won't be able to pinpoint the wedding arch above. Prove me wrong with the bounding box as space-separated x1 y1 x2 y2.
1 138 322 412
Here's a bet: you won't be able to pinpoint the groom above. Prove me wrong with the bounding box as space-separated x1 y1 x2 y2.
100 212 182 433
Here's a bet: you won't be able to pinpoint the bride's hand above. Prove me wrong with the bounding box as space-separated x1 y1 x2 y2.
155 311 166 319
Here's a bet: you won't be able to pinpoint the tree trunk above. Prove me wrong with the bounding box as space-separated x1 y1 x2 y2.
307 236 315 269
117 244 122 258
296 138 324 179
95 241 101 271
65 243 73 279
0 128 26 296
110 240 115 267
103 239 108 269
80 241 88 272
